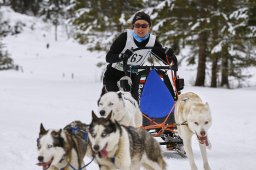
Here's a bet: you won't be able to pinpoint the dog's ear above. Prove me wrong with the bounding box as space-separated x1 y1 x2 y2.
52 129 62 137
104 85 108 93
83 124 90 132
205 102 209 107
91 110 98 121
40 123 47 135
114 120 119 125
97 94 103 106
97 98 100 106
189 104 196 114
52 130 64 147
205 102 211 113
107 111 112 120
102 85 108 94
58 129 62 134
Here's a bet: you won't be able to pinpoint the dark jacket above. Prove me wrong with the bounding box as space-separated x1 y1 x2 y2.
101 31 169 100
106 32 168 65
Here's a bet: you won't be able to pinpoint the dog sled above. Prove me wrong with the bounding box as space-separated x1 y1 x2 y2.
121 46 186 156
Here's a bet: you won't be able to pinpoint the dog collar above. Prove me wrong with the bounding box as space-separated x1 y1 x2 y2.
176 121 188 126
60 157 95 170
110 157 115 164
123 96 136 107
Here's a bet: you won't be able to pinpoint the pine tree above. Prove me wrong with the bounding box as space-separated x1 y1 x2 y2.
9 0 43 15
0 36 13 70
193 0 211 86
4 0 255 86
70 0 144 51
248 0 256 26
216 0 256 87
39 0 72 40
0 10 13 70
149 0 256 88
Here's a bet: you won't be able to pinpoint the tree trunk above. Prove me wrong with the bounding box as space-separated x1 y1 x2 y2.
221 45 230 88
210 0 219 88
116 0 123 32
195 31 207 86
211 53 218 87
55 24 58 41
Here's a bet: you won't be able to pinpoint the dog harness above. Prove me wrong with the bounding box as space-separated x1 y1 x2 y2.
59 157 95 170
69 126 89 141
59 126 94 170
59 156 95 170
175 121 188 126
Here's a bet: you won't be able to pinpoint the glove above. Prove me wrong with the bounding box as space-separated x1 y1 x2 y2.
165 48 177 61
165 48 175 57
165 48 178 71
121 49 133 60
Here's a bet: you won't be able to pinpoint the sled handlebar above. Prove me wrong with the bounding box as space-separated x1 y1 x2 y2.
128 65 176 70
131 46 162 52
123 47 178 74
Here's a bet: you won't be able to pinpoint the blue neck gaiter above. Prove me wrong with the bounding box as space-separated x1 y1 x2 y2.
132 31 150 42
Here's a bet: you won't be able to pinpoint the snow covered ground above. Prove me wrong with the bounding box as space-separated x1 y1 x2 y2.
0 8 256 170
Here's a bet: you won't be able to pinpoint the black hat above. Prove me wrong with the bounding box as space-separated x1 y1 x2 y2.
132 12 151 26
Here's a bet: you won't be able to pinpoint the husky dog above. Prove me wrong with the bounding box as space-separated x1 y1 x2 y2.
175 92 212 170
98 90 142 127
88 111 166 170
36 121 89 170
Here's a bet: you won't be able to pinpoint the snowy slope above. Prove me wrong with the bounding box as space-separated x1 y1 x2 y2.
0 7 256 170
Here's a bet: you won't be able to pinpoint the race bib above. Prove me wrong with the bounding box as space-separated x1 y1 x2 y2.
127 49 151 65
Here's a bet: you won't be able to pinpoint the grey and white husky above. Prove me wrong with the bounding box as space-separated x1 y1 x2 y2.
36 121 89 170
88 111 166 170
175 92 212 170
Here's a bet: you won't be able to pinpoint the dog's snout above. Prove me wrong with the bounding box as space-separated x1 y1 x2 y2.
200 130 206 136
100 110 105 116
93 145 100 151
38 156 44 162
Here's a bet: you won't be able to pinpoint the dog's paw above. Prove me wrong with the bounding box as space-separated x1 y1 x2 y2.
191 164 198 170
207 142 212 150
204 163 211 170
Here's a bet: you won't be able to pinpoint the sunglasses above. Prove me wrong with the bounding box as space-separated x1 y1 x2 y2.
133 23 149 28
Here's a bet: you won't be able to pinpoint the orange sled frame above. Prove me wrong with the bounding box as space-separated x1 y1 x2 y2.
128 65 184 149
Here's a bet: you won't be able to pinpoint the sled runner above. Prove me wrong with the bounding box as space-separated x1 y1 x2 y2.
121 47 185 156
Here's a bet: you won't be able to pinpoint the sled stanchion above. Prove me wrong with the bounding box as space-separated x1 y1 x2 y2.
122 46 185 157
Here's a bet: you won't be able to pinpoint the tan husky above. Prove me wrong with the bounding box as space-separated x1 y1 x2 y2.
175 92 212 170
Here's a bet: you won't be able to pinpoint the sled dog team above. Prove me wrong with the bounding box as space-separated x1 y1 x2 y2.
37 91 212 170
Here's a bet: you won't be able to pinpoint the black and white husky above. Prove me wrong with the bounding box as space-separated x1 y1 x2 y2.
88 111 166 170
36 121 90 170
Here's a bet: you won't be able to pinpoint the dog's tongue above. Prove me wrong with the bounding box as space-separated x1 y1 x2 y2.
99 149 108 158
36 162 50 170
36 162 45 166
198 136 209 146
36 158 53 170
